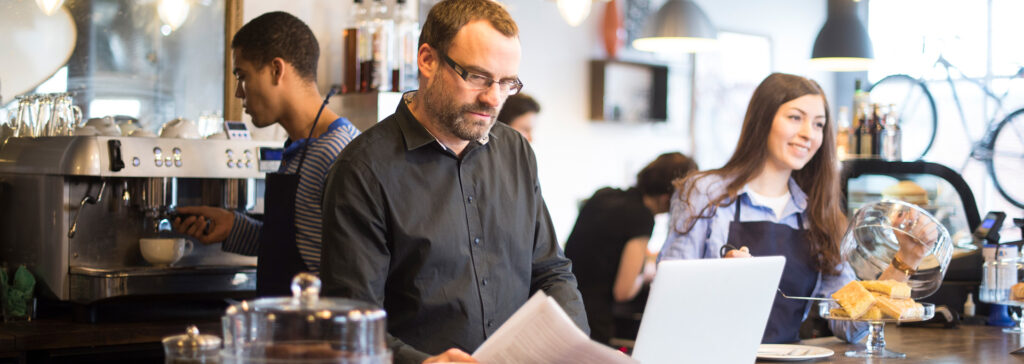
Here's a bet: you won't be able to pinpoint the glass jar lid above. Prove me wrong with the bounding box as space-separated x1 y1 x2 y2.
162 325 222 353
221 273 390 362
842 199 953 299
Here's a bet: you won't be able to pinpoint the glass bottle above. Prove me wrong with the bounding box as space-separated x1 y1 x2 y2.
343 0 368 93
836 106 850 160
881 104 902 161
393 0 419 92
857 103 873 159
364 0 394 92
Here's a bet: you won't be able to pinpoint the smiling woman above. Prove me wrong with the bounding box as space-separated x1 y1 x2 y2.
658 73 871 345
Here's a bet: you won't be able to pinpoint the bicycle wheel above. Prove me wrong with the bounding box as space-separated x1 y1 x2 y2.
986 108 1024 209
868 75 938 160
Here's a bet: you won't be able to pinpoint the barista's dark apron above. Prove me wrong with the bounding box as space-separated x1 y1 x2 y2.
726 200 817 343
255 109 332 297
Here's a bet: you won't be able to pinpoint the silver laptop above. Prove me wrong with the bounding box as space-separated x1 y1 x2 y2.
632 256 786 364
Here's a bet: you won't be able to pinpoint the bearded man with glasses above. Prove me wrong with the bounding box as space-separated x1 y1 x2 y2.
320 1 588 363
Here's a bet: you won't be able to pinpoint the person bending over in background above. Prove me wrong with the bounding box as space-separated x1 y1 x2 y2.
495 93 539 142
564 152 698 346
660 73 938 344
173 12 360 296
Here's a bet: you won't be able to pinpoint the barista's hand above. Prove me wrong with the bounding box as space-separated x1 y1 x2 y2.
892 209 940 268
422 348 477 363
724 246 751 258
173 206 233 244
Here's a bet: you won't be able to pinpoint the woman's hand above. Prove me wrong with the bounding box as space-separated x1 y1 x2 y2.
723 246 751 258
892 209 939 268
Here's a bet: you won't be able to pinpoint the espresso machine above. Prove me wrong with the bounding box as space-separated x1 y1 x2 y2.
0 136 279 312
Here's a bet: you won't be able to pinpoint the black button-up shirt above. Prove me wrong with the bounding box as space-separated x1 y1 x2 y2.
321 93 589 363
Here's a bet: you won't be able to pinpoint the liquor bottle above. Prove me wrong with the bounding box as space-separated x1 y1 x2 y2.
343 0 368 93
853 80 871 111
393 0 419 92
857 103 873 158
871 104 885 157
836 106 850 160
364 0 394 92
881 104 902 161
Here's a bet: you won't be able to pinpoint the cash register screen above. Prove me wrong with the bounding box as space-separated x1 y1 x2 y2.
259 148 283 161
258 147 283 172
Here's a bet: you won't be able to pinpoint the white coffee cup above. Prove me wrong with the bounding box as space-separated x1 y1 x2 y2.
140 238 193 266
84 116 122 136
159 118 201 139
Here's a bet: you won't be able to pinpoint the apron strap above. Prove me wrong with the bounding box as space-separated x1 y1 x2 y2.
733 197 743 222
293 87 339 175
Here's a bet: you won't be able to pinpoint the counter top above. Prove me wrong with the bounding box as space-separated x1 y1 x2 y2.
0 318 219 354
757 324 1023 363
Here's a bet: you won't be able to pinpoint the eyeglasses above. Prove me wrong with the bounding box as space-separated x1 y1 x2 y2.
439 52 523 96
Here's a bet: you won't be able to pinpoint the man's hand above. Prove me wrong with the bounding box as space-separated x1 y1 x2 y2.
723 246 751 258
422 348 477 363
172 206 234 244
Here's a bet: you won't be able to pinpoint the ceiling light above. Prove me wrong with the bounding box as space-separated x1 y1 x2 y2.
810 0 874 71
556 0 592 27
632 0 717 53
158 0 192 32
35 0 65 16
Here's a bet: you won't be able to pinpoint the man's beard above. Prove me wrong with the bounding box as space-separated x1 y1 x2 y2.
421 76 498 141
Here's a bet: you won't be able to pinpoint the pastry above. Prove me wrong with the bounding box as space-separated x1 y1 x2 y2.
861 280 912 299
832 281 876 319
1012 282 1024 301
872 292 922 319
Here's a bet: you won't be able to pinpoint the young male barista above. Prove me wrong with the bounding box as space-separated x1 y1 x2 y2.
320 1 588 363
173 12 360 296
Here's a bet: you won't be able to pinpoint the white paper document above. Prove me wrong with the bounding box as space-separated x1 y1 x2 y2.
473 291 639 364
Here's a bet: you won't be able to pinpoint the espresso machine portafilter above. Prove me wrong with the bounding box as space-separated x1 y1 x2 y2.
0 136 276 304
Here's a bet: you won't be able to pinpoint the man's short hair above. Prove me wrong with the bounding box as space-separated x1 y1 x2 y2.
497 93 540 125
419 0 518 56
636 152 698 197
232 11 319 82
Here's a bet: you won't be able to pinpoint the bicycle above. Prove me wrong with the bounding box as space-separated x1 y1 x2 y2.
868 54 1024 208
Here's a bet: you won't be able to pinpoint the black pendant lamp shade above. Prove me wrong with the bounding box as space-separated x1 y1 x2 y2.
810 0 874 71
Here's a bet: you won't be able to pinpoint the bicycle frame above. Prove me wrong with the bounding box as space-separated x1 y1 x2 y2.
933 55 1014 142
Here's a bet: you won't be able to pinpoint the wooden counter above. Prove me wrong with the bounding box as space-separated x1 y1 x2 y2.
0 318 219 362
757 324 1024 363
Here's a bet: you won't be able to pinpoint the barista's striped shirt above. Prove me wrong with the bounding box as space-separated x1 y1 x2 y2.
222 118 360 273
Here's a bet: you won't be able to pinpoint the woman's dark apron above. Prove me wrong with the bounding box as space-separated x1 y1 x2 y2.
726 200 817 343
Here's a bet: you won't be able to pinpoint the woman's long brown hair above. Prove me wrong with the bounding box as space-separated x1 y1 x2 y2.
674 73 845 275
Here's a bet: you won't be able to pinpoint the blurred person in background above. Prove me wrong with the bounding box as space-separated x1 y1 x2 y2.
564 152 698 345
496 93 539 142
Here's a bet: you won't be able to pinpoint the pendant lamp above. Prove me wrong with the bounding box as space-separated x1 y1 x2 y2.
35 0 65 16
158 0 192 32
632 0 717 53
556 0 592 27
809 0 874 71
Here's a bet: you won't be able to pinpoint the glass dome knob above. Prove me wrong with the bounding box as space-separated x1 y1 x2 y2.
291 272 322 306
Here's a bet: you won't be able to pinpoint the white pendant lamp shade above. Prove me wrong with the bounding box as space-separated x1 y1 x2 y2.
809 0 874 71
35 0 65 16
557 0 592 27
158 0 192 32
632 0 717 53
